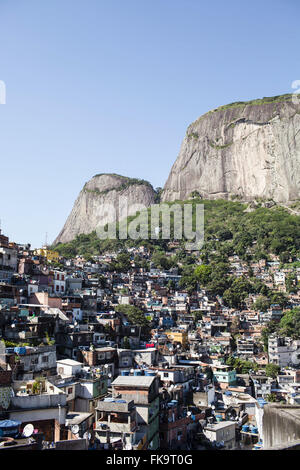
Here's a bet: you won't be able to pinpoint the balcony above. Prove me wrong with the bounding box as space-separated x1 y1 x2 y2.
95 416 136 434
11 380 66 410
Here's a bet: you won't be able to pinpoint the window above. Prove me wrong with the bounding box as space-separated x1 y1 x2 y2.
42 356 49 363
163 372 169 378
68 387 73 395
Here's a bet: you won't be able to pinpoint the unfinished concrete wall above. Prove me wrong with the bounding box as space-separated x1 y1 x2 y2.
263 404 300 448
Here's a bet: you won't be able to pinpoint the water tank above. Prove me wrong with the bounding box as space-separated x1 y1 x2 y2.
14 347 26 355
145 371 156 376
133 370 143 376
121 370 130 376
242 425 250 432
0 420 21 437
251 426 258 434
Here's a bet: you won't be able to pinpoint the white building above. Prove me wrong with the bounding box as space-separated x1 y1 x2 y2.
268 336 300 368
53 270 66 294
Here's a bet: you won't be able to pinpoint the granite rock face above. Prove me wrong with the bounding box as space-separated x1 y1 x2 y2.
161 95 300 203
54 174 156 244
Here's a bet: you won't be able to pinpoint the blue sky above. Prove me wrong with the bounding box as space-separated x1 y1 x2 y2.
0 0 299 248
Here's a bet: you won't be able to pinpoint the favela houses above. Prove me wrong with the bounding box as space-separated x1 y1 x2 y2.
1 0 300 459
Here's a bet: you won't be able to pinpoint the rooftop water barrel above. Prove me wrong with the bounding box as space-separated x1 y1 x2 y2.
133 370 143 376
121 370 130 376
145 371 156 376
242 425 249 432
14 347 26 355
0 420 21 437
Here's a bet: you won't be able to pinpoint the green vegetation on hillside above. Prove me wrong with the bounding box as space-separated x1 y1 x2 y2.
53 199 300 266
84 174 155 196
261 308 300 351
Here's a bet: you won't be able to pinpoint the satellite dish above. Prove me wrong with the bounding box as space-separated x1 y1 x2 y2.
71 425 79 434
23 424 34 437
291 351 300 366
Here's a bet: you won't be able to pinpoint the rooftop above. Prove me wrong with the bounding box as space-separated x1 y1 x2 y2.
65 411 93 426
56 359 83 366
112 375 156 388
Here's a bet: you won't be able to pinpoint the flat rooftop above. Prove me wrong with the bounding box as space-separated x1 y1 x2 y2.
65 412 93 426
204 420 236 431
56 359 83 366
112 375 156 388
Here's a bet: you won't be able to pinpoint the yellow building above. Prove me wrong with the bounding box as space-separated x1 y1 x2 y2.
34 247 60 263
165 330 188 349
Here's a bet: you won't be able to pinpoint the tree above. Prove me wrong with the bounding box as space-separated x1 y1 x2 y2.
265 363 280 378
253 295 270 312
279 308 300 339
285 272 298 294
223 276 253 308
122 336 131 349
179 274 197 295
152 251 175 270
112 252 132 272
266 393 277 402
115 305 151 338
270 292 289 308
194 264 212 286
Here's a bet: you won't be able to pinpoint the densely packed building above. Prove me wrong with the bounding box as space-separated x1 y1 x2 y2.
0 229 300 450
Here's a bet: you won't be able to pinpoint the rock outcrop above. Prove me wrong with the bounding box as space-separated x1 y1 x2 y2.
54 174 156 244
161 94 300 203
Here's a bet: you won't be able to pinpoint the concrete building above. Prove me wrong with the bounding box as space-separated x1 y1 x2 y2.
111 375 160 450
95 399 137 449
203 420 237 449
268 336 300 368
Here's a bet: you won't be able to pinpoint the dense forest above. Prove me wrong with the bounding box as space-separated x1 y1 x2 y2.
53 198 300 263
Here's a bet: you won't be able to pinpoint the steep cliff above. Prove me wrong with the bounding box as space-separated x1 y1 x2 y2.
54 174 156 244
161 94 300 203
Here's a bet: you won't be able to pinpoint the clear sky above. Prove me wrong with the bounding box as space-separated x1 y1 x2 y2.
0 0 299 248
